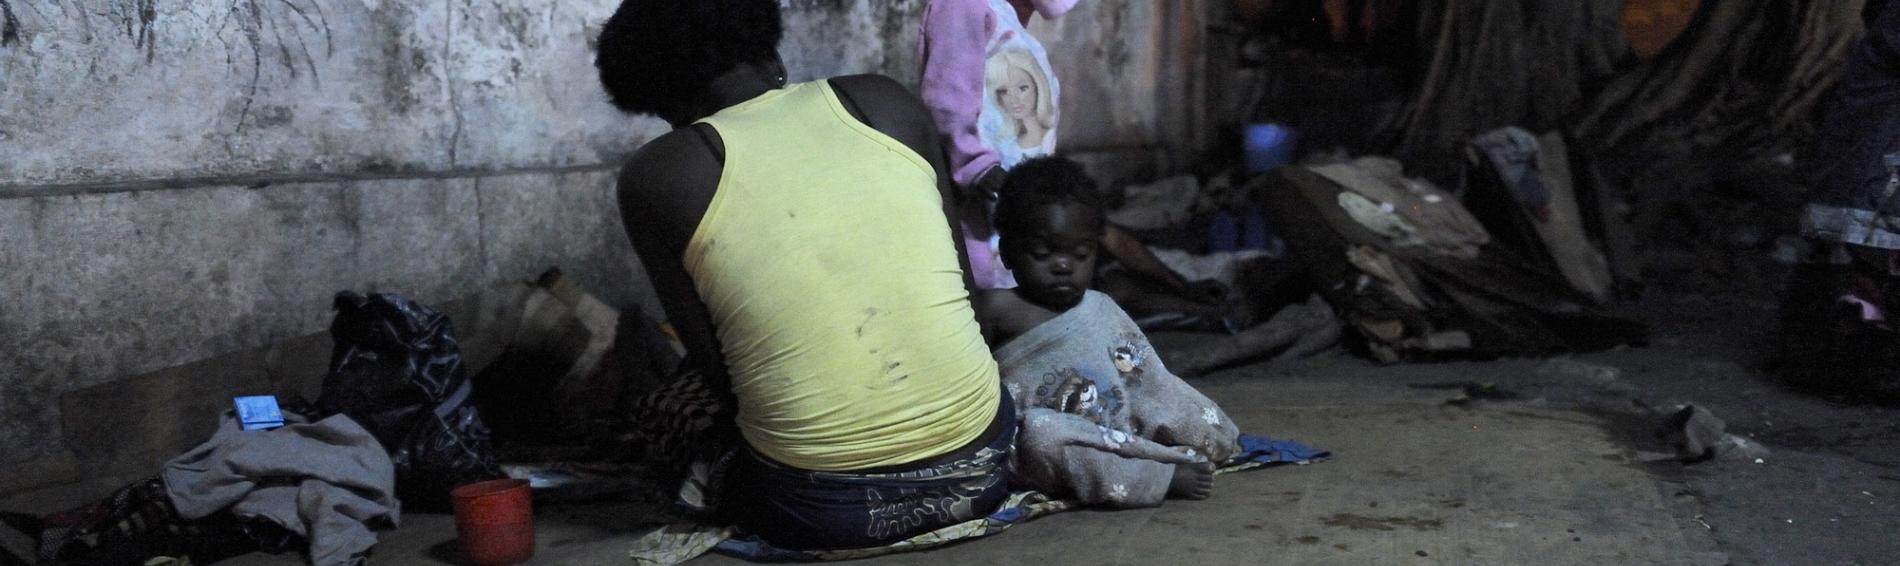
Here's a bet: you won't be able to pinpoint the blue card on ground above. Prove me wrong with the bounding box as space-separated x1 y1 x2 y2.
235 395 284 431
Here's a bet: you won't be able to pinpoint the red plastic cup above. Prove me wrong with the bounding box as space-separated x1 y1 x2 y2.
451 479 535 566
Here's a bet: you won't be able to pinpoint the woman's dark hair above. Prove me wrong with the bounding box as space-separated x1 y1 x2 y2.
594 0 783 122
994 156 1105 240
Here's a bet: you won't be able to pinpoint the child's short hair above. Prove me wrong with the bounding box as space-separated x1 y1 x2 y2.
993 156 1105 239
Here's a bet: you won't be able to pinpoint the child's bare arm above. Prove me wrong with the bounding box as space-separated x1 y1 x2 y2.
974 289 1063 348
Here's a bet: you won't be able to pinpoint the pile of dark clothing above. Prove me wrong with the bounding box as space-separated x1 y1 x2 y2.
8 293 511 565
1092 125 1646 369
0 265 695 566
319 292 505 513
1780 1 1900 397
3 265 699 566
1250 129 1646 361
1 268 694 565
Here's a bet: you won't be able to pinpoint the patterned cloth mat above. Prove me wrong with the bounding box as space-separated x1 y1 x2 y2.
626 435 1327 565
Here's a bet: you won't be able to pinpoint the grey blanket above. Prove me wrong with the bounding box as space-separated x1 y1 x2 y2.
994 291 1239 507
163 411 399 566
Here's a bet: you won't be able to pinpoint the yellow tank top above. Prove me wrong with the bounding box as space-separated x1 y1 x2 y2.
687 81 1001 471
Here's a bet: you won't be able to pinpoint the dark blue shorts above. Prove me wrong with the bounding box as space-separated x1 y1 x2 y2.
725 388 1016 551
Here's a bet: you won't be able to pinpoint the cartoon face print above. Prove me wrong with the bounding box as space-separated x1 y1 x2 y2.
1111 347 1136 373
1054 375 1098 415
1111 344 1146 386
983 46 1055 152
1035 368 1126 425
1035 368 1083 403
999 66 1037 121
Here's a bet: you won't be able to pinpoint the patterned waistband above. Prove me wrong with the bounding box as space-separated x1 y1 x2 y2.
746 419 1013 483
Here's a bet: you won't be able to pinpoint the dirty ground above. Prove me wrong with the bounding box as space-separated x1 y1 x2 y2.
178 277 1898 565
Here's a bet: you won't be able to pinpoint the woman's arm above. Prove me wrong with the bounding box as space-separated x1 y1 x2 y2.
1101 223 1224 301
614 130 733 394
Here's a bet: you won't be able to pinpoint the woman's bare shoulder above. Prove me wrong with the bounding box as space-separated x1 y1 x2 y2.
619 128 720 201
827 75 938 143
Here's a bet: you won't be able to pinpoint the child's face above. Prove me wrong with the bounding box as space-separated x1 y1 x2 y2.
1002 202 1099 310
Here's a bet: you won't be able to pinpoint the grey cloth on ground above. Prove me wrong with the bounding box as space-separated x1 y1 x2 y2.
162 411 399 566
994 291 1240 507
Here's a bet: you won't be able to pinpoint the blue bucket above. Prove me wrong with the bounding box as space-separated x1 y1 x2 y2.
1243 123 1297 175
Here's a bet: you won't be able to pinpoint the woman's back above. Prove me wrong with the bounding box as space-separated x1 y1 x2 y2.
686 80 1001 472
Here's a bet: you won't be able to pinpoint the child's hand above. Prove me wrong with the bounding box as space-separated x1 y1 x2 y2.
968 165 1007 203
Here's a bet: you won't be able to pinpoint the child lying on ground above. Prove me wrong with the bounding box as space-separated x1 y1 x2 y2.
974 156 1241 507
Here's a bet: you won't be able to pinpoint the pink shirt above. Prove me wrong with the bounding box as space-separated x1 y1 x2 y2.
918 0 1066 188
920 0 1073 288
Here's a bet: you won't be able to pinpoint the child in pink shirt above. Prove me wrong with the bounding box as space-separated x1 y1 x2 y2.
919 0 1077 289
920 0 1232 319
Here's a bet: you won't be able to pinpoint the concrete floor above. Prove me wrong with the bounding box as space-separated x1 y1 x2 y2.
226 354 1741 566
29 286 1900 565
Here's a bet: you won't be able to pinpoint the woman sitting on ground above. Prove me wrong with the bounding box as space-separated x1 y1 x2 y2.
596 0 1012 551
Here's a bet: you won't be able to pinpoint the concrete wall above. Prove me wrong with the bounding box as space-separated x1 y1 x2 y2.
1034 1 1206 162
0 0 663 474
0 0 1198 485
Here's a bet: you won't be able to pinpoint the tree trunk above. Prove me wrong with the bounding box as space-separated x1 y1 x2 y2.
1392 0 1626 181
1389 0 1864 184
1571 0 1863 163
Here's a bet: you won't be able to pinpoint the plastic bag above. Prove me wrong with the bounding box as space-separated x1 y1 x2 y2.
319 292 502 511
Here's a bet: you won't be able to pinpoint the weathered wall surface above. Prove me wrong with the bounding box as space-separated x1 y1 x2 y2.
1 0 650 188
0 0 664 473
0 0 1197 484
1033 1 1204 157
1034 1 1208 184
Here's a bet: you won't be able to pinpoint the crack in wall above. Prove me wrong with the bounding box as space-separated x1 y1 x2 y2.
275 0 332 57
200 0 332 132
264 0 312 85
1 0 21 46
233 0 264 133
443 0 462 168
473 175 488 280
